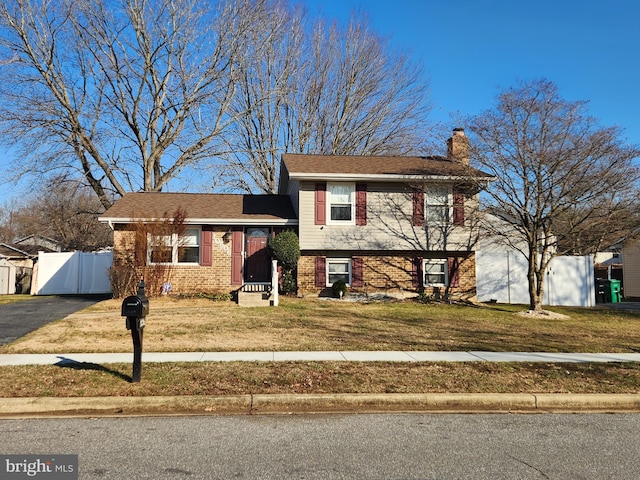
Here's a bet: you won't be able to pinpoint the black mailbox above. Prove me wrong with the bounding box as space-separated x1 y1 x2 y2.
121 296 149 318
121 280 148 383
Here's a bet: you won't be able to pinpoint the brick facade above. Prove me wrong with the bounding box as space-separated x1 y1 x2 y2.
112 225 235 295
113 226 477 299
298 251 476 299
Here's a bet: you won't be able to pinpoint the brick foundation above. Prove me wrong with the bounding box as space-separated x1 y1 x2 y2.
298 251 476 299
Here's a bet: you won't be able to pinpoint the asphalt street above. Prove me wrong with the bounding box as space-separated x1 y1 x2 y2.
2 413 640 479
0 295 109 346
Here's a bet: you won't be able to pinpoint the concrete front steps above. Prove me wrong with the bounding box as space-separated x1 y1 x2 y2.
237 284 273 307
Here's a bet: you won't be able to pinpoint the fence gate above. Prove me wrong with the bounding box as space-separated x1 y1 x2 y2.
476 252 595 307
35 251 113 295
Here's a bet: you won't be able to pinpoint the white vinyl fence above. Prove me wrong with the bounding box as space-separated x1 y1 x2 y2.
476 251 595 307
34 251 113 295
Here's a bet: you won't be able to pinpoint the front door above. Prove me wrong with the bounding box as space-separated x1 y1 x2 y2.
244 228 271 282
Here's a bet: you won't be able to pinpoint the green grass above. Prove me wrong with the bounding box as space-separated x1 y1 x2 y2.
0 294 37 305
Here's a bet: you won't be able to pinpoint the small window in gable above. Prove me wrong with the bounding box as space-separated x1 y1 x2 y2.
327 183 355 224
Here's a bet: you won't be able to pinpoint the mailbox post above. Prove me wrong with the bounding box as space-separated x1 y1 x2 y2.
121 280 149 382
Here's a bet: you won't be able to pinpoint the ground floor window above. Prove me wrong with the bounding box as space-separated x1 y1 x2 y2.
149 227 200 264
424 259 447 286
327 258 351 286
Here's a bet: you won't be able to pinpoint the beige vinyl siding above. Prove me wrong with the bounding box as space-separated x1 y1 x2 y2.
286 178 300 217
297 181 477 252
623 238 640 298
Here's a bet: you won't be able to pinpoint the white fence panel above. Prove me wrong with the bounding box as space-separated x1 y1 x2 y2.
475 252 510 304
36 251 113 295
545 255 595 307
476 251 594 307
77 252 113 294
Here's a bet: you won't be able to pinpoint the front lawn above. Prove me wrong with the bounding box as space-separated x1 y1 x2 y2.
1 296 639 354
2 297 640 398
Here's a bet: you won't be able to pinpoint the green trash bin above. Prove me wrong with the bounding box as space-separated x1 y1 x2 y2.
609 279 621 303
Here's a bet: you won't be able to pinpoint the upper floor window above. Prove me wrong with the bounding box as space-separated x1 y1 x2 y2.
425 186 451 225
328 183 355 224
149 227 200 264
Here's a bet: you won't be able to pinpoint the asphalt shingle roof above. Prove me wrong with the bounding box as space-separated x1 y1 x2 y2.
0 244 33 258
100 192 297 222
281 154 492 178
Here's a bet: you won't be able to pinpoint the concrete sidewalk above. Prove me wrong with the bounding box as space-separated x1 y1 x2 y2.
2 350 640 366
3 350 640 417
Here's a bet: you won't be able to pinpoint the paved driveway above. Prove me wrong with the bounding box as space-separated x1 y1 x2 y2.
598 302 640 312
0 295 110 346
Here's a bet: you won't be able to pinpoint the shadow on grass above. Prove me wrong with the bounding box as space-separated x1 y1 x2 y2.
54 356 131 382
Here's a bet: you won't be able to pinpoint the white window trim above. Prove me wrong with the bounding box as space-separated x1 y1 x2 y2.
148 227 201 265
423 259 448 287
326 257 352 287
425 185 453 226
326 182 356 225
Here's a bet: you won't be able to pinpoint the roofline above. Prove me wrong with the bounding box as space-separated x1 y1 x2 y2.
14 234 61 244
608 225 640 249
286 173 494 182
98 217 299 227
0 243 34 257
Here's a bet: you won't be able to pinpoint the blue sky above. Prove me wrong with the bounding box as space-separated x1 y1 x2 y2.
1 0 638 204
303 0 640 144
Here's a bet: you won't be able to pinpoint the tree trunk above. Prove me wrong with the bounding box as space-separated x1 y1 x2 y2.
528 249 545 312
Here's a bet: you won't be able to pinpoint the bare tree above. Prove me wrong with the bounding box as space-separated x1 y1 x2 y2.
219 0 432 193
109 206 187 297
468 79 640 312
3 176 113 250
0 0 257 208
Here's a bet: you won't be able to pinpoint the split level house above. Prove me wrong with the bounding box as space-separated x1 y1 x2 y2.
99 129 493 298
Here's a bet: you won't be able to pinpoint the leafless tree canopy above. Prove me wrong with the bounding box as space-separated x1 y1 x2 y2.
468 79 640 311
0 0 432 202
0 0 258 208
220 0 431 193
0 176 113 250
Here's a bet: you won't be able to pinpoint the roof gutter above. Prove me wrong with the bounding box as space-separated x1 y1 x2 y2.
98 217 299 226
287 173 494 182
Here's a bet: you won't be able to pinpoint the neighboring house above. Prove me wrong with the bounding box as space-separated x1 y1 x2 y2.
14 234 64 253
100 129 493 298
0 243 35 294
619 229 640 299
594 250 623 290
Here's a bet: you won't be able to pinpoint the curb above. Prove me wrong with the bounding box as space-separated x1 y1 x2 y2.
2 393 640 418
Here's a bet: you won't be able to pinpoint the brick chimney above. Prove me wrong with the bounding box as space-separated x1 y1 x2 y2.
446 127 469 165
